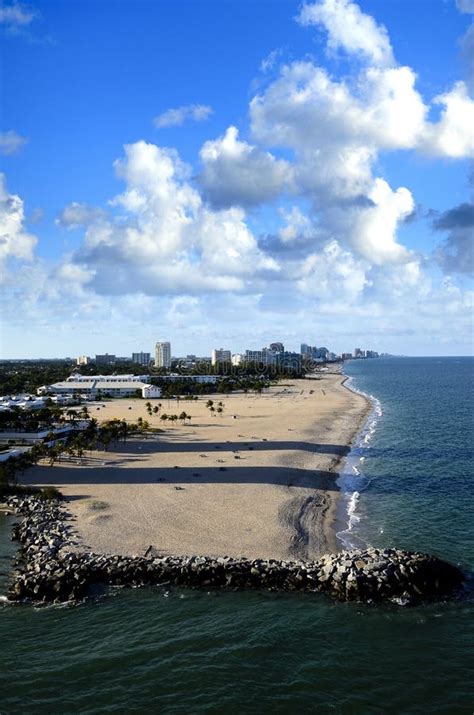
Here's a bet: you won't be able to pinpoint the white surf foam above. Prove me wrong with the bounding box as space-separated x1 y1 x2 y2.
336 373 382 550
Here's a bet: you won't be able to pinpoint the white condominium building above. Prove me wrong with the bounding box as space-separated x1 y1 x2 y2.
211 348 231 365
155 341 171 368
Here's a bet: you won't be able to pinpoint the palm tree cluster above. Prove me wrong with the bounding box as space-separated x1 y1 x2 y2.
0 414 156 494
145 401 162 417
159 412 192 426
205 400 225 417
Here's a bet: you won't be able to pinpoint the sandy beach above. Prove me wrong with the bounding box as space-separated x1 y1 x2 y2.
21 373 370 561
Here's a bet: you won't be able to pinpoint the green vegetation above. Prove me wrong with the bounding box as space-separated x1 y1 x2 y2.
0 404 63 432
0 359 75 395
38 486 62 501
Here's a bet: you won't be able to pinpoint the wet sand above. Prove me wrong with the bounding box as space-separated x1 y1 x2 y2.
21 374 370 561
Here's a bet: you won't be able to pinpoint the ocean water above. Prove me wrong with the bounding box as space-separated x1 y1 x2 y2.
1 357 473 714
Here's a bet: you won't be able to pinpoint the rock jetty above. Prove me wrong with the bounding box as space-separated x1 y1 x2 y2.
6 495 464 606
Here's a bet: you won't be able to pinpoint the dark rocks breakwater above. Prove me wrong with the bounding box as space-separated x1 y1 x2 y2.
5 496 464 606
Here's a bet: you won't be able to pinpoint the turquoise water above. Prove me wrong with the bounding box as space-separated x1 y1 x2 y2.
1 357 473 714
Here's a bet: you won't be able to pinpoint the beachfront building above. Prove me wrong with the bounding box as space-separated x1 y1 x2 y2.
37 374 160 399
155 342 171 368
141 384 162 398
0 394 53 411
132 352 151 366
231 354 243 366
159 374 217 384
211 348 231 366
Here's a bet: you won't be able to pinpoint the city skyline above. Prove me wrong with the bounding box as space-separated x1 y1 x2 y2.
1 0 473 359
69 339 381 364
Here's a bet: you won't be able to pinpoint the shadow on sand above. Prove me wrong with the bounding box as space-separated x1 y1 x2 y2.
21 464 340 492
96 437 351 458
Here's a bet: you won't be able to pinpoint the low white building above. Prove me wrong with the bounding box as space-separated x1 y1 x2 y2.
142 385 162 398
38 374 160 399
159 374 217 384
64 373 151 384
0 395 51 411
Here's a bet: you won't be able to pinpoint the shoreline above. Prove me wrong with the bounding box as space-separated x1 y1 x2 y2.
333 372 374 549
18 374 370 562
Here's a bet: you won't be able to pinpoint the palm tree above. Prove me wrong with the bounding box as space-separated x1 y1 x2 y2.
120 419 129 442
179 411 187 425
84 417 98 443
160 414 168 425
66 444 76 462
145 401 153 416
66 408 77 423
206 399 214 409
217 406 223 417
48 443 63 467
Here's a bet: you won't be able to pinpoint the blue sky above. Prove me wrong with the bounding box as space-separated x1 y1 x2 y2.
1 0 473 358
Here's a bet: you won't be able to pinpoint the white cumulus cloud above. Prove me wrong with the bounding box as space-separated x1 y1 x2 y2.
0 174 37 273
154 104 213 128
60 141 279 296
56 202 107 229
0 130 28 155
421 82 474 158
297 0 394 67
198 126 293 208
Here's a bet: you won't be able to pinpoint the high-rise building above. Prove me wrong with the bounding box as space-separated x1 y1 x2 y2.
269 342 284 353
132 352 151 366
276 351 302 372
76 355 90 365
155 342 171 368
95 353 116 365
211 348 231 365
244 349 277 365
353 348 363 358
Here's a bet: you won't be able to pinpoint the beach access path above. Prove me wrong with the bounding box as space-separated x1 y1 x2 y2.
21 374 370 562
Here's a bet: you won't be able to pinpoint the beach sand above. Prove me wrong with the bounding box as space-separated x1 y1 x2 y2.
21 374 370 561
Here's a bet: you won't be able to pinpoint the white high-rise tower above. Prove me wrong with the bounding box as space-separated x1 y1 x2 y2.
155 341 171 368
